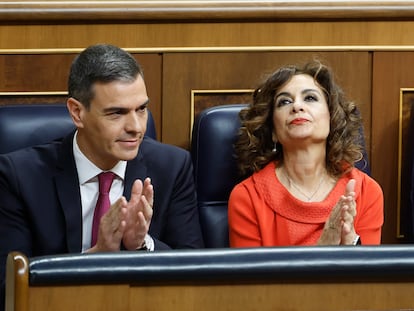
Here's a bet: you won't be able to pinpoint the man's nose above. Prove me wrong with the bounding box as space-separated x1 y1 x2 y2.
126 112 146 133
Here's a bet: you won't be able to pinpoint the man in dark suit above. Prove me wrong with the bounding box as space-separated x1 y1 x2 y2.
0 44 204 308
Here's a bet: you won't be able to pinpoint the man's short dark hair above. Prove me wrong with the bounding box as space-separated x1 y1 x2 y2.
68 44 144 109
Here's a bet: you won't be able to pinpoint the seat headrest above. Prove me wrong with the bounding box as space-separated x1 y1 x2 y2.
191 104 247 202
0 104 74 154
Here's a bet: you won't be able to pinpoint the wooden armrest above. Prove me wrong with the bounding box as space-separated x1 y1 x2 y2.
6 252 29 311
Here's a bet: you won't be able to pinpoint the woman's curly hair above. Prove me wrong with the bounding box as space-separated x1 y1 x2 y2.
235 60 364 178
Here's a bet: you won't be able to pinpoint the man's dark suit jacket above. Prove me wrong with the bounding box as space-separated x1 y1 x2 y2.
0 132 204 307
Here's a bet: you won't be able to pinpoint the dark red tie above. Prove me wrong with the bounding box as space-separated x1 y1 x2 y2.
91 171 115 247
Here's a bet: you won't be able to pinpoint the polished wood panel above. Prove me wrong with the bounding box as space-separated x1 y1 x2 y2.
30 285 130 311
129 282 414 311
0 53 163 136
0 54 74 92
5 252 28 311
21 282 414 311
3 22 414 49
2 1 414 22
372 52 414 243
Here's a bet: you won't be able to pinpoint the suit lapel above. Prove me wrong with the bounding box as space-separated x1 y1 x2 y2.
55 133 83 253
123 143 148 200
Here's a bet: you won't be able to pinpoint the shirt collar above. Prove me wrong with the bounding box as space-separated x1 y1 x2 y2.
73 131 127 185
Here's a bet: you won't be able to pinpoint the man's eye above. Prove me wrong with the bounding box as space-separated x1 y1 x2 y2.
105 110 124 117
109 110 122 116
137 105 147 113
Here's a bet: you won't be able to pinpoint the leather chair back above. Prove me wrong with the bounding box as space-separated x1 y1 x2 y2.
191 104 371 248
191 104 246 248
0 104 156 154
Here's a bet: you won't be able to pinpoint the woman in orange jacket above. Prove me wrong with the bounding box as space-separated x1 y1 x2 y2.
228 61 383 247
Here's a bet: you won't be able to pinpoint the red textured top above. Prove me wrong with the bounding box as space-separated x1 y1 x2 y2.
228 162 384 246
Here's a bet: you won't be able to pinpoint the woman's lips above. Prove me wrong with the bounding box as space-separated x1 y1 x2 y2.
290 118 308 125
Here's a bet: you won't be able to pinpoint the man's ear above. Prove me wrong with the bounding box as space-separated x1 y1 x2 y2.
67 97 84 128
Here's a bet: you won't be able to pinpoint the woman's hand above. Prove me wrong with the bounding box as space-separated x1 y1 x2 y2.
318 179 358 245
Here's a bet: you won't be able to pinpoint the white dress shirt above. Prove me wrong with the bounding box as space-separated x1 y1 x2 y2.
72 132 126 251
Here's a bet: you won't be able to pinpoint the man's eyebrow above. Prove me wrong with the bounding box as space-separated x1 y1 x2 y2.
102 107 128 114
102 99 151 114
140 98 150 108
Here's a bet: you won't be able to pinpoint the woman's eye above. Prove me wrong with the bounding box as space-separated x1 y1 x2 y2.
276 98 291 107
304 95 318 102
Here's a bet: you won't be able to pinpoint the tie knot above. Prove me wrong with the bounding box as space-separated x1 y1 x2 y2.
98 172 115 194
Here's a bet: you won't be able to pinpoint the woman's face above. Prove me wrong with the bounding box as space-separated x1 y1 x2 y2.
272 74 330 149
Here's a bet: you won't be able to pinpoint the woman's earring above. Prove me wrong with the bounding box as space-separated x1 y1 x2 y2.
272 142 277 153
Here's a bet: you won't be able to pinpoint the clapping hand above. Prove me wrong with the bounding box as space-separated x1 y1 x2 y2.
122 177 154 250
318 179 357 245
88 198 128 252
87 177 154 253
